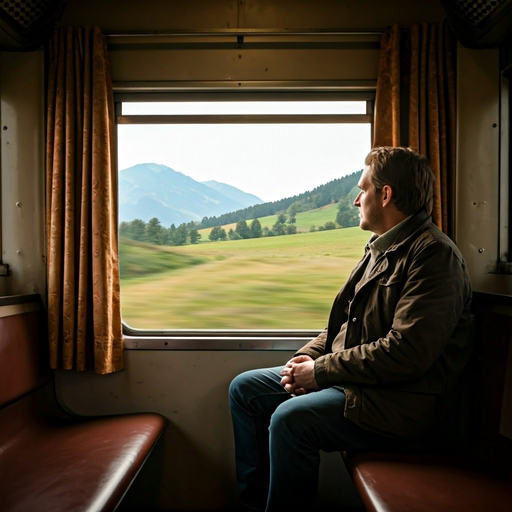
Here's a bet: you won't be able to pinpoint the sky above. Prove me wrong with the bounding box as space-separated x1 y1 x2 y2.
117 102 371 203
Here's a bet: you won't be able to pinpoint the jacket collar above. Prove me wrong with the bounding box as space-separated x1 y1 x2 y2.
370 215 413 255
360 210 432 284
384 209 432 254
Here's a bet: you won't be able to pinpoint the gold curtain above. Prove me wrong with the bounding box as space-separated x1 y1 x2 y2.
46 27 123 374
374 23 457 235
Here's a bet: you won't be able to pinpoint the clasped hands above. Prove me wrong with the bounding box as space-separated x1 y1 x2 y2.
280 355 319 395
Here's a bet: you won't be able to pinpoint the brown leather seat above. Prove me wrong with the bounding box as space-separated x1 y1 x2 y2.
345 451 512 512
0 297 167 512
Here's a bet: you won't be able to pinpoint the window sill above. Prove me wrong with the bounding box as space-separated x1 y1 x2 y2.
122 331 318 350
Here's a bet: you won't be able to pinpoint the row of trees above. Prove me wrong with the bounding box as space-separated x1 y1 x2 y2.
209 214 298 242
119 218 202 246
119 195 360 246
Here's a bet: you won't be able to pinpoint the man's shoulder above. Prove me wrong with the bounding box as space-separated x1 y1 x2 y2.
409 221 465 264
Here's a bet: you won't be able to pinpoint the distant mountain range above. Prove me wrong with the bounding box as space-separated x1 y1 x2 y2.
118 163 264 226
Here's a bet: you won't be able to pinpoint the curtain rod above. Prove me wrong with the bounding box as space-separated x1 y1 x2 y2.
105 29 384 38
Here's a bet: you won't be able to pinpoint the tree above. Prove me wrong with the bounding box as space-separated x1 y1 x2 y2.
250 218 262 238
189 229 201 244
130 219 146 241
161 228 170 245
272 222 286 236
167 224 177 245
228 228 241 240
209 226 222 241
287 202 299 217
277 213 287 224
235 219 251 239
286 224 297 235
218 227 227 241
119 221 130 238
336 198 360 228
288 215 296 224
146 217 164 244
324 221 336 230
173 224 188 245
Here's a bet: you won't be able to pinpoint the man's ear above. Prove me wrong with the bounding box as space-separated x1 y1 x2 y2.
381 185 393 208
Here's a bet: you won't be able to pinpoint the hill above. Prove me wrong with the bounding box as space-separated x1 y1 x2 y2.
118 163 264 226
202 180 262 207
199 169 362 228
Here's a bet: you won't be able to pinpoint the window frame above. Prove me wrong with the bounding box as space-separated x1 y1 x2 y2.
501 74 512 272
115 88 375 349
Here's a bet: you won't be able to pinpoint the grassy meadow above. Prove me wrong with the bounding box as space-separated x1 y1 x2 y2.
120 225 369 330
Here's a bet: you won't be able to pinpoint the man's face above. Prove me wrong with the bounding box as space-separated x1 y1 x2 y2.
353 166 385 234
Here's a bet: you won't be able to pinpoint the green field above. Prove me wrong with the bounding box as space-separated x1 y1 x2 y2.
120 226 369 330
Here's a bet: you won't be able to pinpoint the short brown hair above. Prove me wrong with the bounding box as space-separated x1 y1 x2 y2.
365 146 434 215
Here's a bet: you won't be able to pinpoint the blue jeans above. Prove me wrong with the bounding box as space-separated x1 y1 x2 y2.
229 366 406 512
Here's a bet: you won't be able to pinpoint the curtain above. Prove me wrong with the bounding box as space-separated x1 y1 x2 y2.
374 23 457 236
46 26 123 374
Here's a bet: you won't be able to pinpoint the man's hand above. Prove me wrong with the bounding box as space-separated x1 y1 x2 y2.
280 355 319 395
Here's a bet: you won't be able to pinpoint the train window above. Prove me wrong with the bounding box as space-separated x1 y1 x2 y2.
116 93 373 339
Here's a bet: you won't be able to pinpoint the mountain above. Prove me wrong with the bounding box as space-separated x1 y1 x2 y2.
118 163 264 226
202 180 263 207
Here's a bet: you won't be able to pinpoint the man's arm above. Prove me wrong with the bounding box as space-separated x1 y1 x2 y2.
293 327 328 360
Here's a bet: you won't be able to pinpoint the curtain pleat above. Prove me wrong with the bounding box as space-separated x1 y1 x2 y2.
374 22 457 236
46 26 123 374
374 24 402 147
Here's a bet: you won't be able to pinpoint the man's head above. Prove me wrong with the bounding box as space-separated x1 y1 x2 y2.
354 147 434 235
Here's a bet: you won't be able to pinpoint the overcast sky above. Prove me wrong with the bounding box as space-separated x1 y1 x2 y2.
117 102 371 203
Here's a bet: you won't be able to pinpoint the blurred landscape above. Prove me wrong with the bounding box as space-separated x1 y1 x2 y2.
120 212 368 330
119 165 366 330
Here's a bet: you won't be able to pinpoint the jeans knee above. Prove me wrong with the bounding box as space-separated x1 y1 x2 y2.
229 370 256 406
269 399 304 438
229 372 244 404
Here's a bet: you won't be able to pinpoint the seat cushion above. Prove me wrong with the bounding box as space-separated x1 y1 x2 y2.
347 452 512 512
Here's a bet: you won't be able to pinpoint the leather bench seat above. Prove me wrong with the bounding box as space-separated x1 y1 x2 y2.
345 452 512 512
0 386 167 512
0 297 168 512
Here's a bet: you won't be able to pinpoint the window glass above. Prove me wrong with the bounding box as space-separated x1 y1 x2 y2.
122 101 367 115
118 100 371 331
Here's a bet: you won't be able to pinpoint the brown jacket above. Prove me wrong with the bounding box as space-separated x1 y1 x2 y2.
296 210 473 441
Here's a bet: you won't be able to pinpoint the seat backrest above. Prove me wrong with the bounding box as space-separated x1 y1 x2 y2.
0 295 50 409
472 294 512 475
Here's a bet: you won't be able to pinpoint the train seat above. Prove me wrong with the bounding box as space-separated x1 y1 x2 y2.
0 295 168 512
344 451 512 512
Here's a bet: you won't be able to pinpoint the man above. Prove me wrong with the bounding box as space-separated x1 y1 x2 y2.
229 146 473 512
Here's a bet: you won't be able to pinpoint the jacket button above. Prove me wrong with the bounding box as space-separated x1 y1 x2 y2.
352 317 357 323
